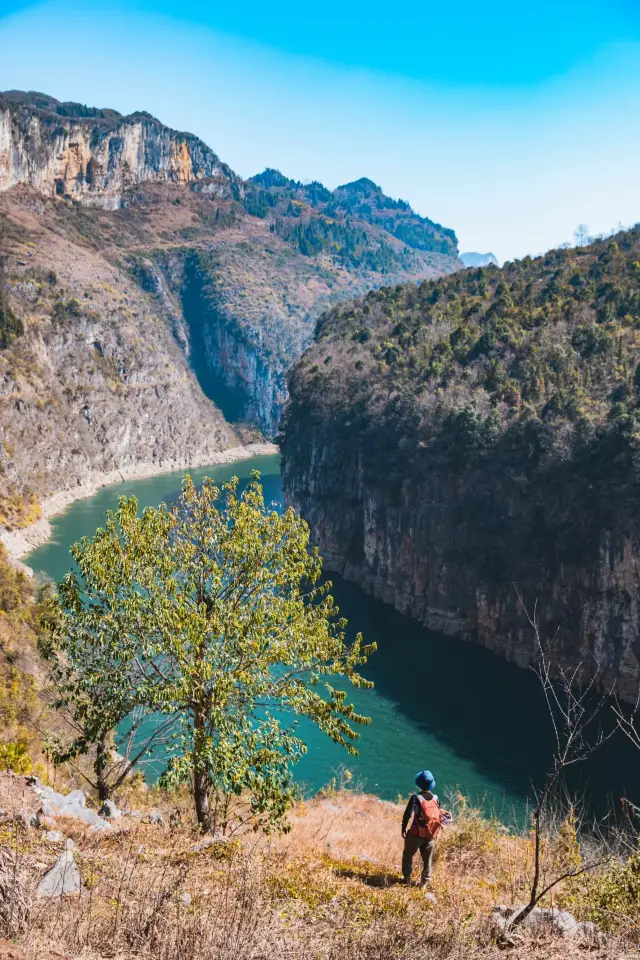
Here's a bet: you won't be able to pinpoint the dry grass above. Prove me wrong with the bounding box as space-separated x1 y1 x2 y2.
0 787 636 960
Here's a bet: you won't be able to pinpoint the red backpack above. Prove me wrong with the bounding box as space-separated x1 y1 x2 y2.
410 795 448 840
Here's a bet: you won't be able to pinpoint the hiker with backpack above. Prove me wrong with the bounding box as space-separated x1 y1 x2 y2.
401 769 452 886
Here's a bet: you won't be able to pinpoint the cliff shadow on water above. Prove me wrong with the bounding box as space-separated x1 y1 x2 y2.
326 573 640 822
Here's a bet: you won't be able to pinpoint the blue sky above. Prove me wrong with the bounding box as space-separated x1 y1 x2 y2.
1 0 639 261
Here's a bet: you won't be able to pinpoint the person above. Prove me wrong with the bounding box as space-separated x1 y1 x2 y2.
401 769 452 886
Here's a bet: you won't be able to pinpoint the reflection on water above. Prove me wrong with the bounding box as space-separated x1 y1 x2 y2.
26 454 640 818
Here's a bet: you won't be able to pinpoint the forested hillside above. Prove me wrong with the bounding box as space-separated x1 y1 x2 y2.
283 229 640 699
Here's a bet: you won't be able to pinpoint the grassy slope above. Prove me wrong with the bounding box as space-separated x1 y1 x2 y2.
0 783 637 959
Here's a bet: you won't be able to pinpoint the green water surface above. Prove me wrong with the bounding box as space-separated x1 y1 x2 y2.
25 454 640 816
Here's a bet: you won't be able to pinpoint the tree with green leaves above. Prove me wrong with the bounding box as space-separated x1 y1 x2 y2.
42 473 374 832
39 581 176 802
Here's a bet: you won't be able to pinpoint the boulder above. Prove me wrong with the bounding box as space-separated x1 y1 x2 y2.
34 785 110 829
36 851 81 898
65 790 86 808
493 904 591 938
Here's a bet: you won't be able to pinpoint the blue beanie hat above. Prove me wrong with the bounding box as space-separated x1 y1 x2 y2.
415 769 436 791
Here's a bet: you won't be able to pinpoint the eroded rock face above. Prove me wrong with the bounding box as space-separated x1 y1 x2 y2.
0 93 241 209
0 193 241 526
281 426 640 703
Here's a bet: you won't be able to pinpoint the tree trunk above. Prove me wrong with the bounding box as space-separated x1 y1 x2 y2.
194 767 211 832
95 737 110 802
193 699 211 832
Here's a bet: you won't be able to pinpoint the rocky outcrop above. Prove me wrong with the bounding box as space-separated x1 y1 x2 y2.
0 191 242 526
0 92 241 209
460 252 499 267
282 425 640 702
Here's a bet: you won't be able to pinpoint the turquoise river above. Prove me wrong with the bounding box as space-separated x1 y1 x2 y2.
25 453 640 818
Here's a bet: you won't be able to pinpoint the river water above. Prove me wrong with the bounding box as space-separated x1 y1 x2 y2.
26 453 640 818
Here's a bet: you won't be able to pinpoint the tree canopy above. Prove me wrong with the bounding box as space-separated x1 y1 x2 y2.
41 473 374 831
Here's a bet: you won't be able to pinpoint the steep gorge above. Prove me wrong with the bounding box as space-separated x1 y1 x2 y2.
0 90 460 512
282 230 640 700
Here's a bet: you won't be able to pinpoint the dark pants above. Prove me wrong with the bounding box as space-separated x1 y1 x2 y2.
402 832 434 883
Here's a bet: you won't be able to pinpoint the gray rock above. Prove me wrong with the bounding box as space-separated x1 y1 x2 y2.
497 904 583 938
179 891 192 906
37 850 81 898
551 909 580 938
99 799 121 819
65 790 86 808
35 785 111 829
191 834 228 853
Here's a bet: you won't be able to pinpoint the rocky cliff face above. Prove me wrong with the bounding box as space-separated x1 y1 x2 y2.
282 231 640 701
0 92 461 438
282 428 640 702
0 189 241 527
0 91 241 209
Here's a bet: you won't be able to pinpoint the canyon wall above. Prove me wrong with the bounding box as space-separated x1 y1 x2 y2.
0 90 460 442
282 231 640 701
282 425 640 702
0 192 243 526
0 92 240 209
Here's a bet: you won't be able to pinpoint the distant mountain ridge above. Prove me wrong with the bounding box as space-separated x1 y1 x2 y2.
246 169 458 263
460 252 499 267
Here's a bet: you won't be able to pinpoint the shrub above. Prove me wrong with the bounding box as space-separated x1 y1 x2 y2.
0 740 32 774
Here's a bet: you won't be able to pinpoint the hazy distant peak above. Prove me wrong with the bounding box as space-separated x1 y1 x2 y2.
460 252 499 268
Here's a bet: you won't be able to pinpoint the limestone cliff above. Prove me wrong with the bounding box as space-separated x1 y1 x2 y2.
282 230 640 701
0 91 241 209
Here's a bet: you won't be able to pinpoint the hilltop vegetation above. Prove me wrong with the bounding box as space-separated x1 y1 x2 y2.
246 169 458 270
288 229 640 551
